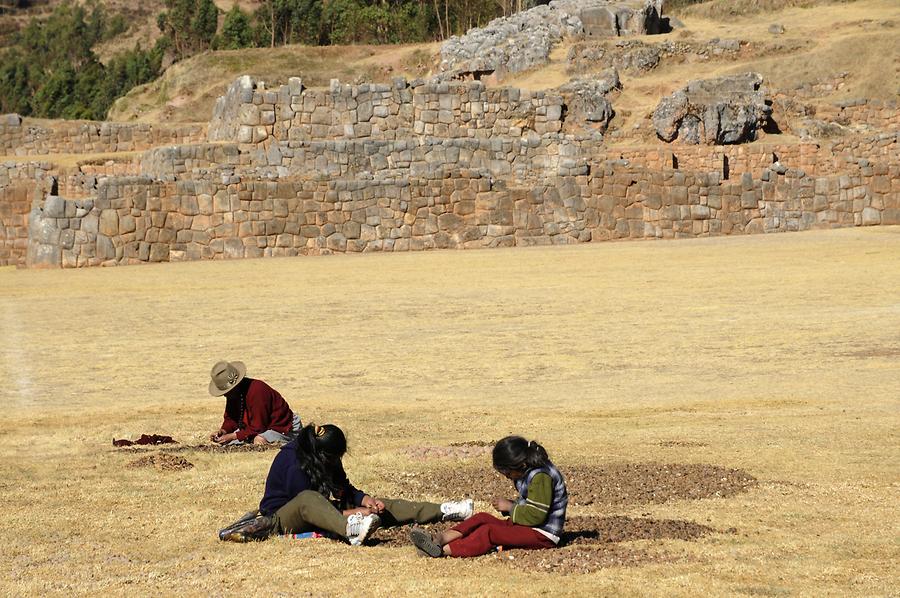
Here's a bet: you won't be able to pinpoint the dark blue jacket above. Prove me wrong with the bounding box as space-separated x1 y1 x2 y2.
259 439 367 515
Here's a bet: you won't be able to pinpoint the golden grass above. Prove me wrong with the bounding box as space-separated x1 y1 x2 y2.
0 151 141 168
1 227 898 596
108 42 439 123
598 0 899 132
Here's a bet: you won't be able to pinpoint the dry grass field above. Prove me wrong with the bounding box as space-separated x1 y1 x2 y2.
1 227 898 596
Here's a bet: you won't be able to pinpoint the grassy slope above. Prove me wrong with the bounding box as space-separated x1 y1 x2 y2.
107 0 898 128
0 226 898 596
107 43 438 123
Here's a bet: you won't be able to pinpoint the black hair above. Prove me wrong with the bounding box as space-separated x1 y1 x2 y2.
492 435 550 472
295 423 347 499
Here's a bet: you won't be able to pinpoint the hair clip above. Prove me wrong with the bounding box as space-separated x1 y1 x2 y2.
314 425 326 437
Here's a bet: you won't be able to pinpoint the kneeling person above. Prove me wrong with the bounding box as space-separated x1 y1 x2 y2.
208 360 301 445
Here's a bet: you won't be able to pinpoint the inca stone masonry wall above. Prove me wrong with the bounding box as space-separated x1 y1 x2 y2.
0 162 54 266
208 77 567 146
0 117 207 156
205 77 896 181
2 73 898 269
617 133 899 178
23 161 899 268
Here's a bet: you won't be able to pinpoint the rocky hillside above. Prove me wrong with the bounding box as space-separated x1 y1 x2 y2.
102 0 898 133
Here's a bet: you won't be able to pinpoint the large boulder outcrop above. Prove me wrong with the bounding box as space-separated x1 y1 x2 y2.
1 113 23 126
438 0 664 80
557 68 621 131
652 73 772 145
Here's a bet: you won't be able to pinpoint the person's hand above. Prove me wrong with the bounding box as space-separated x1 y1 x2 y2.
492 498 514 513
215 432 237 444
210 429 226 442
361 496 385 513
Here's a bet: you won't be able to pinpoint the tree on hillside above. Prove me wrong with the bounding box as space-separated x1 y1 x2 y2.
0 2 161 119
218 5 253 49
0 0 31 14
157 0 219 59
0 51 34 115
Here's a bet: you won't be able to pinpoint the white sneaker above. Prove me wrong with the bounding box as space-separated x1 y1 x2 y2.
440 499 474 521
346 513 380 546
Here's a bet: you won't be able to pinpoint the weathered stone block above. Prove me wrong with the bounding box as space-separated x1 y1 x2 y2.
99 209 118 236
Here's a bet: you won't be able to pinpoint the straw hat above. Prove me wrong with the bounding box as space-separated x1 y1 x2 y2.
209 360 247 396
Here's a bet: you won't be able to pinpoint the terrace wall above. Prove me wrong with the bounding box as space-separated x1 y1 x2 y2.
0 162 53 267
0 117 207 156
24 162 899 268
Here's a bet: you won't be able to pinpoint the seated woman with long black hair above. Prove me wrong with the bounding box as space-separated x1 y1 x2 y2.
219 423 473 545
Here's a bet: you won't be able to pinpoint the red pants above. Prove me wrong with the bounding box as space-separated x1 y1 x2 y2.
447 512 555 557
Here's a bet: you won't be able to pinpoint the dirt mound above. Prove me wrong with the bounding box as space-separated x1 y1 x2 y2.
170 443 278 453
567 463 757 506
404 445 492 459
490 544 668 573
373 514 715 548
657 440 709 448
566 515 716 544
126 454 194 471
117 443 278 454
450 440 495 447
392 462 756 506
372 514 714 572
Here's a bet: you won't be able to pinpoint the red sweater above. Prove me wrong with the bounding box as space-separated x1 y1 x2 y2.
221 379 294 442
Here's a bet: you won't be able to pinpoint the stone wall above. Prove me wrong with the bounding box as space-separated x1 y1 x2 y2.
140 144 242 178
208 77 565 145
814 98 900 131
616 134 899 178
4 72 899 270
0 161 53 267
24 161 899 268
0 118 207 156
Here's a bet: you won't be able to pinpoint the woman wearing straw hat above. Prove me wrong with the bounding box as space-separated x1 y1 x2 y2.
208 360 301 445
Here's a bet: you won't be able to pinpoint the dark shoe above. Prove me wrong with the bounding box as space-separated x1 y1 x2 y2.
220 514 277 542
409 527 443 558
217 510 260 540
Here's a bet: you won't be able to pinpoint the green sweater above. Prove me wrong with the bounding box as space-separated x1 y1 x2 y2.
510 472 553 527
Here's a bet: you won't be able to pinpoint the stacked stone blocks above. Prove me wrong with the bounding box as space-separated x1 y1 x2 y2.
0 119 207 156
24 162 899 268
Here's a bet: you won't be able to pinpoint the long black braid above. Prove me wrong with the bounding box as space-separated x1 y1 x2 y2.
295 423 347 500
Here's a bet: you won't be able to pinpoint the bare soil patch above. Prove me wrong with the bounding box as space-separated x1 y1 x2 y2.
404 445 492 459
489 544 670 573
371 514 714 572
449 440 495 447
393 462 757 507
658 440 709 448
117 442 278 454
126 453 194 471
374 515 716 547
